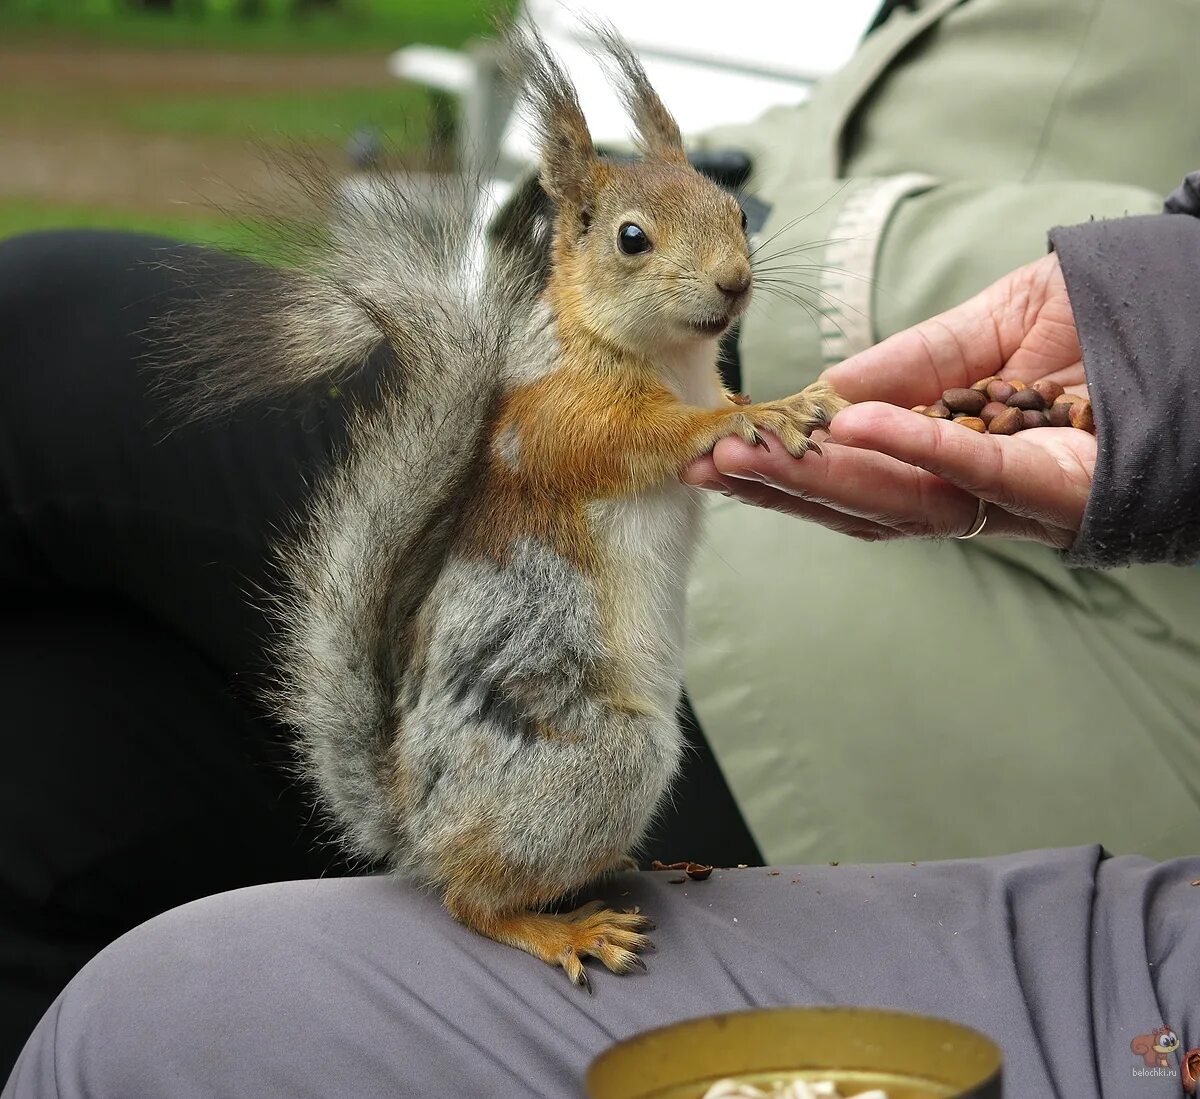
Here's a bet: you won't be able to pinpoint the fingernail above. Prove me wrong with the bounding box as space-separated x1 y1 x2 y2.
696 481 726 492
725 469 765 482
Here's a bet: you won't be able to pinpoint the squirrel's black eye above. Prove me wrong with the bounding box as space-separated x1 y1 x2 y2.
739 208 748 232
618 222 652 255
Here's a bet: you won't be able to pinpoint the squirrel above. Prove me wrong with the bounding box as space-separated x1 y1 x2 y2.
159 24 846 989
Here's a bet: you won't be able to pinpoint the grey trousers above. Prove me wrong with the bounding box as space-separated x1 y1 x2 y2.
5 846 1197 1099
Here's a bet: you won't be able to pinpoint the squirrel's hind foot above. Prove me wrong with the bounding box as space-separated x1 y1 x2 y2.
450 900 654 992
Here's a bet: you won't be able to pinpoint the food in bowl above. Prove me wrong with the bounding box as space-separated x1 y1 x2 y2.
703 1080 889 1098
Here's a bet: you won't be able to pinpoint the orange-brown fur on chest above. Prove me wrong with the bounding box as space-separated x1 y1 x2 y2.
457 340 727 572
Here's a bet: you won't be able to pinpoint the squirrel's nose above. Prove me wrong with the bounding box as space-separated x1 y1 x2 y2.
715 268 751 299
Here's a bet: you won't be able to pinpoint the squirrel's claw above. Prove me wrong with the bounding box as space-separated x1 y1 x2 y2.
562 948 591 992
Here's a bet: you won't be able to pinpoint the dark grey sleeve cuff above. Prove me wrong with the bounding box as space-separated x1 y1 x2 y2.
1049 210 1200 569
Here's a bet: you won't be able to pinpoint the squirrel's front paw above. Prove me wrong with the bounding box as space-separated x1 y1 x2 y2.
796 379 851 425
736 381 849 458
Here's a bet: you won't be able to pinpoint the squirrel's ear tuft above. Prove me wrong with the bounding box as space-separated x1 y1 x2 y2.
507 24 598 210
591 23 687 165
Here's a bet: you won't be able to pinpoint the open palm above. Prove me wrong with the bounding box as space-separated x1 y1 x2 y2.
684 253 1097 547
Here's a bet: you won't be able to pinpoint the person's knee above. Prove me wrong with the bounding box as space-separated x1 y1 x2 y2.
7 881 314 1096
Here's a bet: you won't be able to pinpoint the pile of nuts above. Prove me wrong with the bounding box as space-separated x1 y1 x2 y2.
912 377 1095 435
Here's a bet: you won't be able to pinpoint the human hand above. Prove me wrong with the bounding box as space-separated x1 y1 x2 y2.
683 252 1096 547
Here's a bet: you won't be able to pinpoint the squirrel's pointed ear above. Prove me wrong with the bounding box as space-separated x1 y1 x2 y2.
592 24 687 165
506 25 598 210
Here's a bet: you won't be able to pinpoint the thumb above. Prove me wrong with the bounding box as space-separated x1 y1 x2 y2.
820 289 1003 405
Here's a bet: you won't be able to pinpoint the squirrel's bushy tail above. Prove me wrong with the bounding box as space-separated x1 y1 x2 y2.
155 159 548 862
155 156 545 411
279 358 492 863
280 171 551 862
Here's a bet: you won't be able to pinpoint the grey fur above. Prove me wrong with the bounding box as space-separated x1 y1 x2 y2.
392 541 679 906
588 21 687 160
492 423 522 470
278 382 496 864
153 160 529 415
505 23 597 207
484 170 554 297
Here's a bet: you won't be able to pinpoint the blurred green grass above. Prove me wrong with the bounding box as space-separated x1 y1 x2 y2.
0 0 503 52
0 197 293 256
0 0 509 255
0 84 431 144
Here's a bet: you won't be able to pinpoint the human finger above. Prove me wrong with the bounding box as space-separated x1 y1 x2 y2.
681 453 721 488
829 402 1094 530
709 472 901 540
711 432 1071 542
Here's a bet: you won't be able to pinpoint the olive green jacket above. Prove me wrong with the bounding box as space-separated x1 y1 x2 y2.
700 0 1199 386
685 0 1200 862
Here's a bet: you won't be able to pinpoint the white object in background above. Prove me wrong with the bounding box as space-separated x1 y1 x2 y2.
387 45 475 95
387 0 881 291
498 0 882 161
